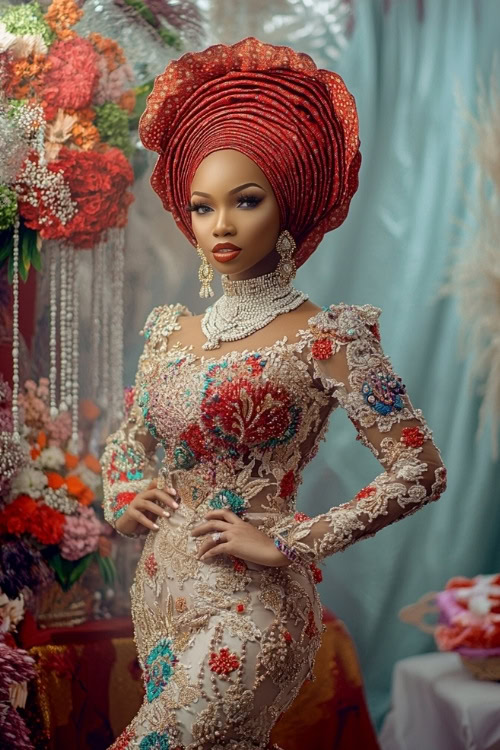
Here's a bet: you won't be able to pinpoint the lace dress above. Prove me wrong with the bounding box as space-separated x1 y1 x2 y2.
101 302 447 750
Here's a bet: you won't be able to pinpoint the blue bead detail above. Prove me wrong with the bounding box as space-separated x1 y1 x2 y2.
173 443 197 470
139 730 170 750
362 370 406 415
144 637 178 703
209 489 247 516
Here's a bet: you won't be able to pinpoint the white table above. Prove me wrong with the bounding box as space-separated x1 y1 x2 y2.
379 652 500 750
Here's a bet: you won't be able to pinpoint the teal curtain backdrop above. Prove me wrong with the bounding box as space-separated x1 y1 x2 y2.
294 0 500 728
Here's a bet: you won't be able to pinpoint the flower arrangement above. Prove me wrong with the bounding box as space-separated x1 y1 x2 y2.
0 0 136 262
400 573 500 681
0 377 114 592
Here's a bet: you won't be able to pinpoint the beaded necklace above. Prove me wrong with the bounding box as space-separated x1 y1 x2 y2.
201 267 309 350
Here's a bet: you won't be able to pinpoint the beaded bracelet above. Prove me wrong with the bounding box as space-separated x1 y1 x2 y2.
274 537 300 563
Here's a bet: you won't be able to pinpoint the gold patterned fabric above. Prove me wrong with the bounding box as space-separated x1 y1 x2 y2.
101 302 446 749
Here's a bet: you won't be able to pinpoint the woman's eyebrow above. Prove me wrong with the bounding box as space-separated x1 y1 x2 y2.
191 182 266 198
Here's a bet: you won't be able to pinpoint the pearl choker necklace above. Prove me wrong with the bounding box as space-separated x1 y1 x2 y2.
201 267 309 350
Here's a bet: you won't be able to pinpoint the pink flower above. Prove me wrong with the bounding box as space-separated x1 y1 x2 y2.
60 506 103 561
93 57 133 105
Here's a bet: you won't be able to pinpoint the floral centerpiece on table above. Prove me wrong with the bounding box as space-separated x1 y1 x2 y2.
0 377 114 595
400 573 500 681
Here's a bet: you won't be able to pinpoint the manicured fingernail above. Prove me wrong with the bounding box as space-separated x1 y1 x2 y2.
172 501 179 508
163 511 170 517
153 523 159 530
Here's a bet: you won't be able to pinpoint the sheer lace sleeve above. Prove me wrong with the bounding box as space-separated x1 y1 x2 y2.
100 303 190 535
269 303 448 563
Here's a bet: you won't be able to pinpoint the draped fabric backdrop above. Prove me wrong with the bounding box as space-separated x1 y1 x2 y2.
122 0 500 728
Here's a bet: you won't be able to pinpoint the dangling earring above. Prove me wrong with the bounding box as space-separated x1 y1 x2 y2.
196 244 214 298
275 230 297 285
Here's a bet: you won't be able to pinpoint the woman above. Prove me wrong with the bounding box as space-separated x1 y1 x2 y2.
101 37 447 750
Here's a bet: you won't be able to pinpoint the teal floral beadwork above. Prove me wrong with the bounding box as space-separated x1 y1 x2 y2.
144 638 178 703
138 389 158 439
362 369 406 415
173 442 197 470
209 489 247 516
139 730 170 750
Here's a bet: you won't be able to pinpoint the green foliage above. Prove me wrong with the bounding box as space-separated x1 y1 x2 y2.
48 551 116 592
121 0 182 51
0 221 41 283
0 185 17 231
95 101 133 157
0 1 54 46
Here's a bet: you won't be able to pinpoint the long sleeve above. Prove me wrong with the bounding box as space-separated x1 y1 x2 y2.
100 317 160 534
270 303 448 564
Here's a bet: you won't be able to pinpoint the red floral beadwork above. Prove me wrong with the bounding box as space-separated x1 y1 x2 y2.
294 511 310 522
231 557 247 573
368 323 381 341
110 727 135 750
114 491 135 511
283 631 293 642
144 553 158 578
304 610 318 638
355 486 377 501
280 470 296 499
401 426 425 448
179 423 211 461
311 337 333 360
201 377 300 451
236 603 245 613
208 647 240 675
310 563 323 583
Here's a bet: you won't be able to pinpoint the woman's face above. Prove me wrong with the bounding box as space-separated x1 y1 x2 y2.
188 149 281 281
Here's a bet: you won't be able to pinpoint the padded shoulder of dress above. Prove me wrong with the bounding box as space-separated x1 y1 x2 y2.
140 303 192 343
307 302 382 340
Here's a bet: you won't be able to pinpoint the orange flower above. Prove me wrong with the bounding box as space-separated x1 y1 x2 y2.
118 90 136 114
46 472 65 490
7 54 51 100
71 119 100 150
37 431 47 449
65 452 79 470
83 454 101 474
65 474 86 497
88 32 125 72
31 446 41 460
45 0 83 40
80 398 100 421
79 487 95 506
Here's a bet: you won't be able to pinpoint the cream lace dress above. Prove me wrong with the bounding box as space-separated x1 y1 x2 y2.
101 302 447 750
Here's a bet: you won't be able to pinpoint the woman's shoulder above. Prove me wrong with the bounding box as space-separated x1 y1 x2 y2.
140 302 193 343
305 300 383 342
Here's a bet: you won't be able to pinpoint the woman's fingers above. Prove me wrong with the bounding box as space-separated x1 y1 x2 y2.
204 508 240 523
143 489 179 510
140 499 171 518
130 508 160 531
199 541 231 561
191 520 230 537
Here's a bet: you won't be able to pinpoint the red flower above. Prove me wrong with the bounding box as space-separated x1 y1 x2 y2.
311 337 333 360
40 38 99 120
401 427 425 448
29 504 65 545
201 377 300 452
208 647 240 675
280 471 296 499
18 148 134 249
355 485 377 501
0 495 38 535
294 511 310 523
144 553 158 578
310 563 323 584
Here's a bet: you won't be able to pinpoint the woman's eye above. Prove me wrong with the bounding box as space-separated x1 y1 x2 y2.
237 194 262 209
187 202 212 215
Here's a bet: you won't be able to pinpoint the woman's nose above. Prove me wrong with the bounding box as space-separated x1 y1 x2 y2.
212 211 236 237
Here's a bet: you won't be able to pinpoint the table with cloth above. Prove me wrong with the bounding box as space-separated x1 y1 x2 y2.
19 608 380 749
379 652 500 750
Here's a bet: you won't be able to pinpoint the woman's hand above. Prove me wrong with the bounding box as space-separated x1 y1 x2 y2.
115 480 179 536
190 508 292 567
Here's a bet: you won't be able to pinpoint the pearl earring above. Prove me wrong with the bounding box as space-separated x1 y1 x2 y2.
196 244 215 298
275 230 297 285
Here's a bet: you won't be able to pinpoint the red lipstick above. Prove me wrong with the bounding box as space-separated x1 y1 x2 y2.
211 242 242 263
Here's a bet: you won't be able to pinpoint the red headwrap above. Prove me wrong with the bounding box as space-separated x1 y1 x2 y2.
139 37 361 269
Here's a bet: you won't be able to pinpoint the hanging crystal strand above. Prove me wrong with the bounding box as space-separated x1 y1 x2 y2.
101 238 110 418
70 252 80 452
65 247 74 409
93 242 105 404
48 242 58 419
11 215 20 441
109 230 124 431
59 244 68 411
90 246 99 401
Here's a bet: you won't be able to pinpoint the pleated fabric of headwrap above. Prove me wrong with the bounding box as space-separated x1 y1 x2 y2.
139 36 361 269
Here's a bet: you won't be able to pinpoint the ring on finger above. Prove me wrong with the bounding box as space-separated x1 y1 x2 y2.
212 532 222 543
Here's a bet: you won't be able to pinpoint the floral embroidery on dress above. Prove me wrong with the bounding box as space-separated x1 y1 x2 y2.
144 637 178 703
101 300 447 747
